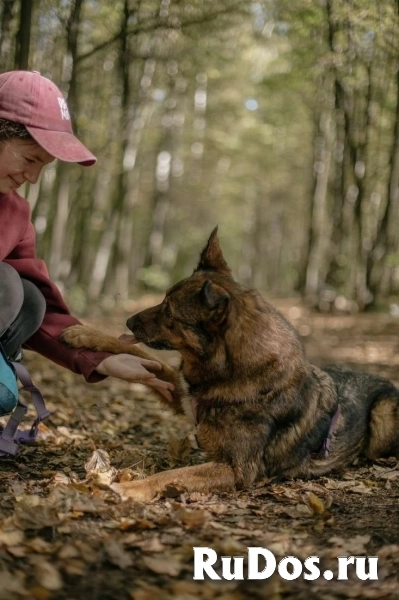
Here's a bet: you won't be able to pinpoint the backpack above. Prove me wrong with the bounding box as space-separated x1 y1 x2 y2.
0 343 50 456
0 345 19 415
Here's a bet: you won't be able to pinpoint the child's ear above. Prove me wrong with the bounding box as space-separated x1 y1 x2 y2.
200 280 230 324
195 226 232 276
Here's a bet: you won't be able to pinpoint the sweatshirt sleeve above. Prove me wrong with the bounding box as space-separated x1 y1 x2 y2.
4 212 112 383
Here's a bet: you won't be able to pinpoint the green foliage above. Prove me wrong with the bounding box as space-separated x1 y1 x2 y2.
136 265 172 291
1 0 398 308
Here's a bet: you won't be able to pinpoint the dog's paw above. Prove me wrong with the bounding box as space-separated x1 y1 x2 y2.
61 325 99 349
110 481 156 503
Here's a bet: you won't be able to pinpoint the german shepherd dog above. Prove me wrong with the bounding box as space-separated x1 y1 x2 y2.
62 228 399 502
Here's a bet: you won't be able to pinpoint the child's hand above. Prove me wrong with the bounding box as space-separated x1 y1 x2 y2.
96 354 174 402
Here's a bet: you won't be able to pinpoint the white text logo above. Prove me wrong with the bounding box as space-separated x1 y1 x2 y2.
57 97 71 120
193 547 378 581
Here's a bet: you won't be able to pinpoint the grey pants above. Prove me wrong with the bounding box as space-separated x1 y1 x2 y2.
0 262 46 359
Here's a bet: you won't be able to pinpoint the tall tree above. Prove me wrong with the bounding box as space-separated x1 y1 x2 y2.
0 0 16 70
14 0 33 69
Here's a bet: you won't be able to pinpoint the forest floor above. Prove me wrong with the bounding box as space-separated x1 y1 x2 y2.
0 296 399 600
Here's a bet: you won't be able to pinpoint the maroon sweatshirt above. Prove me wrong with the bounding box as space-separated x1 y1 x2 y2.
1 190 110 382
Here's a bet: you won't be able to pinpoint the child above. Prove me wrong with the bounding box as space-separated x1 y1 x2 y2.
0 70 173 406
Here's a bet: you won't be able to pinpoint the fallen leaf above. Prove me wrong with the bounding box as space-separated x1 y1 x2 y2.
280 504 312 518
58 543 80 560
348 482 373 494
51 472 72 485
172 505 208 529
134 536 165 553
30 558 63 591
304 491 326 514
327 534 370 555
37 422 56 441
207 503 229 515
84 449 117 485
56 426 85 441
142 555 183 576
104 539 133 569
62 559 87 576
13 499 61 531
0 569 28 599
27 585 51 600
26 538 53 554
130 586 171 600
0 529 24 547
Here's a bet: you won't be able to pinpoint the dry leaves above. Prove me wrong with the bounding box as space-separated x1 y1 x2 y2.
84 448 117 485
142 555 183 576
0 307 398 599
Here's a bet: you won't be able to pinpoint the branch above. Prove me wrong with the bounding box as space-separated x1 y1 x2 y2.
76 2 246 64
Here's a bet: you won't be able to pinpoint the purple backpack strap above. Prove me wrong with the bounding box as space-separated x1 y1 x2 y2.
0 361 51 457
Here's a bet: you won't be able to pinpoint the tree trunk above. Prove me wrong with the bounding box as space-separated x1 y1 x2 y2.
65 0 84 116
48 171 70 282
303 111 333 302
14 0 32 69
0 0 16 70
47 0 84 284
367 60 399 300
107 0 133 301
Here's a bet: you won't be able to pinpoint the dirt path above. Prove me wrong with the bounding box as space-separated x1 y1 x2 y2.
0 300 398 600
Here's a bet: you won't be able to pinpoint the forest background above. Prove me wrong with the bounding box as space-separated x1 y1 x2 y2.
1 4 399 598
1 0 399 314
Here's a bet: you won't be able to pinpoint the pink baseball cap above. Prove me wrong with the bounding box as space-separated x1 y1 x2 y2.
0 70 96 166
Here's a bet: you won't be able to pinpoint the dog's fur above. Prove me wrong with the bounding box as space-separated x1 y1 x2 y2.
62 228 399 502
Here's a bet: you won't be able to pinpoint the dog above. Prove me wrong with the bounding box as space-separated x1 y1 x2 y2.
62 227 399 502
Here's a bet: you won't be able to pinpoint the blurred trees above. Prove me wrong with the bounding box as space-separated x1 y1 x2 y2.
296 0 399 310
1 0 399 312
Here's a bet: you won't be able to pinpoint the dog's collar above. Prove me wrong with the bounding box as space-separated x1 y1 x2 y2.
313 404 341 459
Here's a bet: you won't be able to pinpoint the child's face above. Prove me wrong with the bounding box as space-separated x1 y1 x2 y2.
0 138 55 194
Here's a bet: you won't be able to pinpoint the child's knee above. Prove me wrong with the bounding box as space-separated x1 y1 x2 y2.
21 279 46 331
0 263 24 335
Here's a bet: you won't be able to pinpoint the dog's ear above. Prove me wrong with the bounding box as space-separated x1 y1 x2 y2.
195 226 232 276
200 280 230 324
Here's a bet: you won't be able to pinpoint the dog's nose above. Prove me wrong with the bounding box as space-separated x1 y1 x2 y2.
126 315 141 332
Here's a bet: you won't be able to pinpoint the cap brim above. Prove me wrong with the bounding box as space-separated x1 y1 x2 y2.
26 127 96 166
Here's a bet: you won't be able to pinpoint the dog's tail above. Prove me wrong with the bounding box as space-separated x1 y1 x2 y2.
364 385 399 460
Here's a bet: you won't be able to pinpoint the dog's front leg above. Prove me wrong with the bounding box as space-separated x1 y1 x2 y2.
61 325 184 413
111 461 236 502
61 325 148 356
